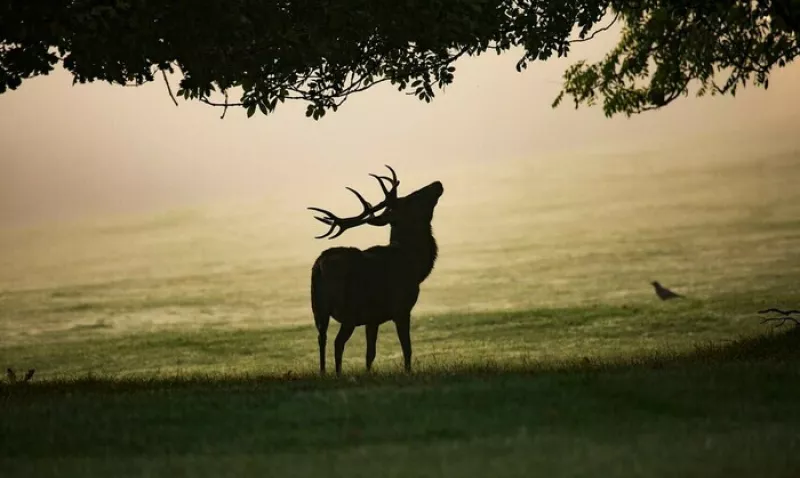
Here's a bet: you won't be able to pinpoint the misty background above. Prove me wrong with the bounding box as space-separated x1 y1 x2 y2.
1 32 799 230
0 25 799 353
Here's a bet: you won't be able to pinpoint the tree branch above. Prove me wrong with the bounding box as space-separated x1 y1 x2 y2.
758 308 800 315
200 97 244 108
758 308 800 328
760 316 800 327
220 90 230 119
161 69 179 107
570 12 619 44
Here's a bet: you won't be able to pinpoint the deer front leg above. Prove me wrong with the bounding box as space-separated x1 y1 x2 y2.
394 316 412 373
318 331 327 375
314 312 330 375
334 323 355 376
365 323 379 371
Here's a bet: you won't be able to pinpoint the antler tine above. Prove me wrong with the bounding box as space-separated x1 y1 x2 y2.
384 164 398 186
307 207 339 239
307 183 380 240
307 206 337 223
328 225 349 240
313 215 334 225
345 187 375 216
369 173 390 196
369 165 400 199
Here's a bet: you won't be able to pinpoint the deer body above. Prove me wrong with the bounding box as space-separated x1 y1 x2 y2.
308 168 442 375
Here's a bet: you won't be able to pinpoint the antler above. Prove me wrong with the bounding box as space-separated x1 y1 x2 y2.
308 165 400 239
369 165 399 202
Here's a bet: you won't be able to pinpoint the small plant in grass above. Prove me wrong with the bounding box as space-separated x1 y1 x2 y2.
5 368 35 384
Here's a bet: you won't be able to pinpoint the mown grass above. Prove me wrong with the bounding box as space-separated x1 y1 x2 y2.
2 144 800 476
2 328 800 478
1 294 791 379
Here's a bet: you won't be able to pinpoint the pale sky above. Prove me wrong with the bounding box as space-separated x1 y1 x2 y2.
1 31 799 228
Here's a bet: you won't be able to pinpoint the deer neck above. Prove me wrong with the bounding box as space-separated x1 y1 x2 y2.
389 225 438 283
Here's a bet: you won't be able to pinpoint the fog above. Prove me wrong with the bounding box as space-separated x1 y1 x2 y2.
1 32 799 228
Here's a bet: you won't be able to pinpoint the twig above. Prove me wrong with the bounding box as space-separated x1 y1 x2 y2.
201 97 245 108
570 12 619 44
162 69 179 107
758 308 800 328
220 90 230 119
760 316 800 328
758 308 800 315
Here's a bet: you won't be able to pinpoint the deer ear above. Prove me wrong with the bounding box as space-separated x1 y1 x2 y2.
366 213 392 226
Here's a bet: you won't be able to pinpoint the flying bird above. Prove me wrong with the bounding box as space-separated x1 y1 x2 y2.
651 281 683 300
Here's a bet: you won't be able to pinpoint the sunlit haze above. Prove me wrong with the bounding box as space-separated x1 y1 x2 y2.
1 31 799 229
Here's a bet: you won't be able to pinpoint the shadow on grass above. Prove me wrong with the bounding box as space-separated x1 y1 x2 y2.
1 327 799 478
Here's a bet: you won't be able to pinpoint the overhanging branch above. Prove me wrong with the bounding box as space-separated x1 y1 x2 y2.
570 12 619 43
161 69 179 107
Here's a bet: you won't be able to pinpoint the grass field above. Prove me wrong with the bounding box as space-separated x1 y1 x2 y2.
2 139 800 477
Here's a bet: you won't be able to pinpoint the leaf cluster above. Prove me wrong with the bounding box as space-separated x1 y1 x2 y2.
1 0 797 118
0 0 606 118
555 0 800 116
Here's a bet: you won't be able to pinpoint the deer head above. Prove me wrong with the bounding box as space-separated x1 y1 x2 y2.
308 165 443 240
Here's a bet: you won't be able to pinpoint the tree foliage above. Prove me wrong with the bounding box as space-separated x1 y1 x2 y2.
1 0 797 119
556 0 800 116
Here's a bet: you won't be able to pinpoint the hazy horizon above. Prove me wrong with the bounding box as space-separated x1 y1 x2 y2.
1 31 799 229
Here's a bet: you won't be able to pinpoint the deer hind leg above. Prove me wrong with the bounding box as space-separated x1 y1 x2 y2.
394 315 413 373
334 323 356 376
311 267 330 375
365 323 379 371
315 312 330 375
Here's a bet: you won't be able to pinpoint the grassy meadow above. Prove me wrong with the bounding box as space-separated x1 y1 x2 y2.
2 139 800 477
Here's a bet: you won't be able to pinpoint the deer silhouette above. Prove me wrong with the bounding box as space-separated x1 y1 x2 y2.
308 165 444 375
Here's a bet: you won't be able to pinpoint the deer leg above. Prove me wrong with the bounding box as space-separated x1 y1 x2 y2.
314 313 330 375
317 326 328 375
394 316 412 373
365 323 379 371
334 323 355 376
318 333 327 375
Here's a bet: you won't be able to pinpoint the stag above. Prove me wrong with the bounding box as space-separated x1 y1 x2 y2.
308 166 443 375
